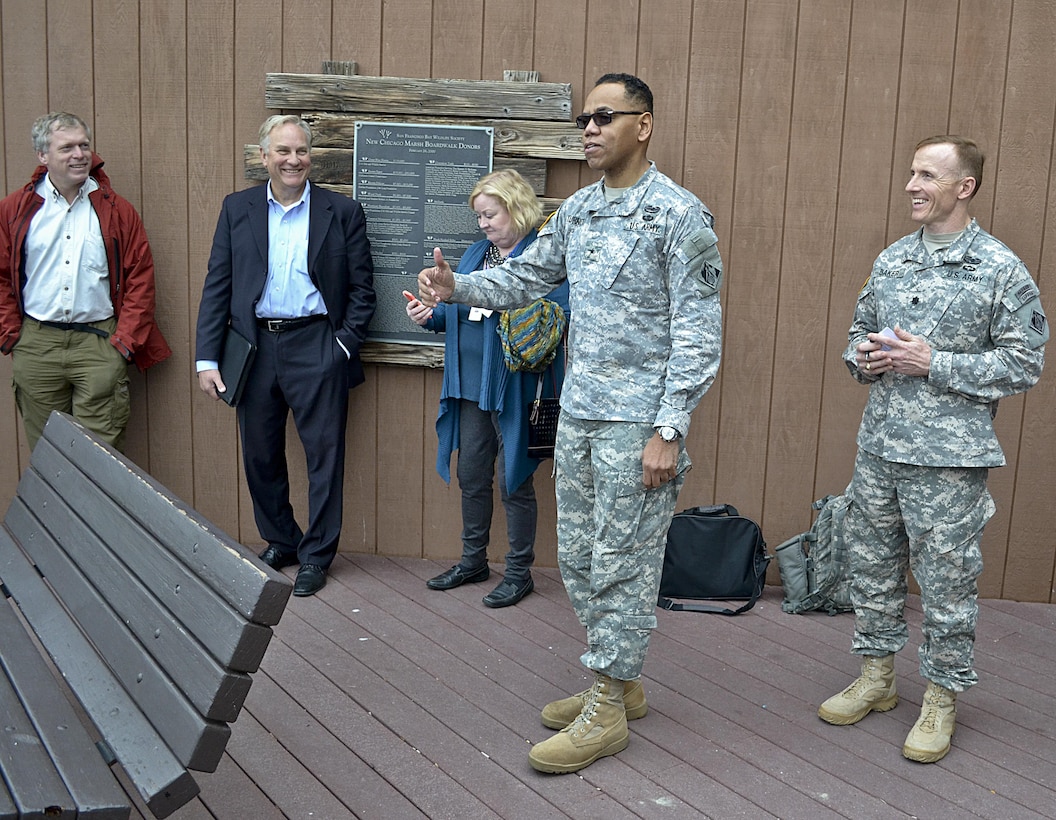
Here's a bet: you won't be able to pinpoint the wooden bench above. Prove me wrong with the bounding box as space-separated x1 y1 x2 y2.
0 412 293 818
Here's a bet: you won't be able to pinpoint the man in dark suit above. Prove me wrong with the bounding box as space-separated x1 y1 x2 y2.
195 115 375 597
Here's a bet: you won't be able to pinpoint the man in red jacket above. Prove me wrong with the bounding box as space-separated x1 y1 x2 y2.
0 112 170 452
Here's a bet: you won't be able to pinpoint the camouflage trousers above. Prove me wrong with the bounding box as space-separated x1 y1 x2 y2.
845 449 992 692
554 416 689 681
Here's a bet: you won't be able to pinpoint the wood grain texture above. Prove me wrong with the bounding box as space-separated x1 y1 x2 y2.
128 554 1056 819
303 111 584 159
266 73 573 120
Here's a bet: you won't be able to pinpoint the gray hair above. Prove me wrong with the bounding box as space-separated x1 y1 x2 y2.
258 115 312 153
31 112 91 154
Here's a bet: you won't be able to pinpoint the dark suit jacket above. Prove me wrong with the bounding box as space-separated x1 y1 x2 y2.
195 183 376 386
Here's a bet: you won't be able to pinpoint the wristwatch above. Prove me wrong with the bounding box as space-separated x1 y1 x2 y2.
657 426 680 442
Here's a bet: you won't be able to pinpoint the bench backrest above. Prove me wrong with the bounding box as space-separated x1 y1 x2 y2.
0 413 293 817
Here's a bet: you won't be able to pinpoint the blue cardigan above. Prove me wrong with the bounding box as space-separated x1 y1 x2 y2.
425 233 568 493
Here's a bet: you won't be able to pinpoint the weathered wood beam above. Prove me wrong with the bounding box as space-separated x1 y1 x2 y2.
300 112 583 161
361 341 444 369
244 145 547 194
266 73 572 122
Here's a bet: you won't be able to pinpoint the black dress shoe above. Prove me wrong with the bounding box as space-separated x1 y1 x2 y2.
482 576 534 608
293 564 327 597
426 564 489 590
259 545 299 570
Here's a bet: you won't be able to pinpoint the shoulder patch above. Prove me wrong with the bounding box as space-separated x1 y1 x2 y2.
1014 282 1040 307
678 226 723 297
1007 284 1049 347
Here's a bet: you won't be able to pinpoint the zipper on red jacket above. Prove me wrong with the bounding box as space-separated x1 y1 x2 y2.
112 237 121 295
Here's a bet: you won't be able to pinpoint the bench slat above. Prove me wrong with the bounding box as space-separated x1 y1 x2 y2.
0 785 16 820
0 529 199 819
0 603 78 820
5 499 232 771
13 469 253 721
28 437 274 673
0 591 130 820
39 413 290 629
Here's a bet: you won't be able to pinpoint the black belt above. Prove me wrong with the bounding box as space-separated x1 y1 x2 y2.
36 319 111 339
256 315 327 333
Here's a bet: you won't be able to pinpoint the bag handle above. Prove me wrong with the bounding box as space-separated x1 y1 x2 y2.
680 503 740 518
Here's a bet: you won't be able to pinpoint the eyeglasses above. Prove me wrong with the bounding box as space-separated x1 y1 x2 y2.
574 110 645 129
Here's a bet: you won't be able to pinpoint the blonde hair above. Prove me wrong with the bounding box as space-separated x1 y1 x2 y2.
469 169 543 234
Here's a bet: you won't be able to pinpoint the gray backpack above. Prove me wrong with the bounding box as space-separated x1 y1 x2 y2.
773 493 853 615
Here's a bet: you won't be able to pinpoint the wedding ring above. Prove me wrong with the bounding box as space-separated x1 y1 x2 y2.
866 363 871 371
865 351 870 361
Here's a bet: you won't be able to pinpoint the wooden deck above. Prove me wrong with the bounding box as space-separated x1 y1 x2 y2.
143 553 1055 820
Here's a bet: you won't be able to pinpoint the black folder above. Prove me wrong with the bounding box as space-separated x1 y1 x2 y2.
218 326 256 407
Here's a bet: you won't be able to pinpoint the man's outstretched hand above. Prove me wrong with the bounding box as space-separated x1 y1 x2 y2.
417 247 455 307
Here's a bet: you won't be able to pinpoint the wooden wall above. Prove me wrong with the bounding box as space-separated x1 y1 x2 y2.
1 0 1054 602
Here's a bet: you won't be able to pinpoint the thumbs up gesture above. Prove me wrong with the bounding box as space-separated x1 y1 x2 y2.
417 247 455 306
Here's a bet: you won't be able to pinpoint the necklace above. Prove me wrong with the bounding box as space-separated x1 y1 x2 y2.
484 243 506 267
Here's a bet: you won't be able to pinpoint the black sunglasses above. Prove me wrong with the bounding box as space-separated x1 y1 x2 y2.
574 110 645 129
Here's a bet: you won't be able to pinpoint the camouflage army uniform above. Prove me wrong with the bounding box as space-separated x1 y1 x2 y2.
842 218 1047 691
451 163 723 680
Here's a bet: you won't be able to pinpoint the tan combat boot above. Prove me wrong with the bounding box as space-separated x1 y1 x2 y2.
529 674 629 774
818 654 898 725
902 681 957 763
540 677 647 729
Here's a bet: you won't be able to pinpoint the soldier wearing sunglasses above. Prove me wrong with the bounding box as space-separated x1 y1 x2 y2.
419 72 723 775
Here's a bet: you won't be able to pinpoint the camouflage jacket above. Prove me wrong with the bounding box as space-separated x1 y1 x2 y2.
450 163 723 436
845 218 1047 467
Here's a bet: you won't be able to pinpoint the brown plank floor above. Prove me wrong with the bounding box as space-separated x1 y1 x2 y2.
138 553 1055 820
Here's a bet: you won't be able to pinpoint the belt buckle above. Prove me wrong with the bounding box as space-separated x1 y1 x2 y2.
266 319 284 332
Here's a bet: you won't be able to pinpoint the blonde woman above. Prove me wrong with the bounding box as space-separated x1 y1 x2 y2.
406 170 567 607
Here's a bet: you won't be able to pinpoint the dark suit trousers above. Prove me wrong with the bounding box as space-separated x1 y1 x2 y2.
237 319 349 568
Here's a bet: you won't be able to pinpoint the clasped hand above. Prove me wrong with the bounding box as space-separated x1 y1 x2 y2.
856 325 932 377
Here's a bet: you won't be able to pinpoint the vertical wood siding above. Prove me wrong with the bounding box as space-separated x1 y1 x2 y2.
1 0 1052 601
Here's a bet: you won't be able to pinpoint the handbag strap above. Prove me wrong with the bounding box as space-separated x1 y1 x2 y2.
657 583 762 616
535 356 561 401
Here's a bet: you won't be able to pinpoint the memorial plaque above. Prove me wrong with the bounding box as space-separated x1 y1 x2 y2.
354 121 493 344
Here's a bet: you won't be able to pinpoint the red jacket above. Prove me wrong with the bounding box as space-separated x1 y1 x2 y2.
0 154 171 370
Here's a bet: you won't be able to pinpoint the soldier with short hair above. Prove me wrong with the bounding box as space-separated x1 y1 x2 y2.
419 73 724 773
818 135 1047 763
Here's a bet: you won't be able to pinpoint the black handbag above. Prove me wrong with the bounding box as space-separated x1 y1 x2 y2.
658 504 769 615
526 367 560 459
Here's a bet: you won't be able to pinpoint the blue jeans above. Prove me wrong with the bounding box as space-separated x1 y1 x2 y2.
455 399 537 582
